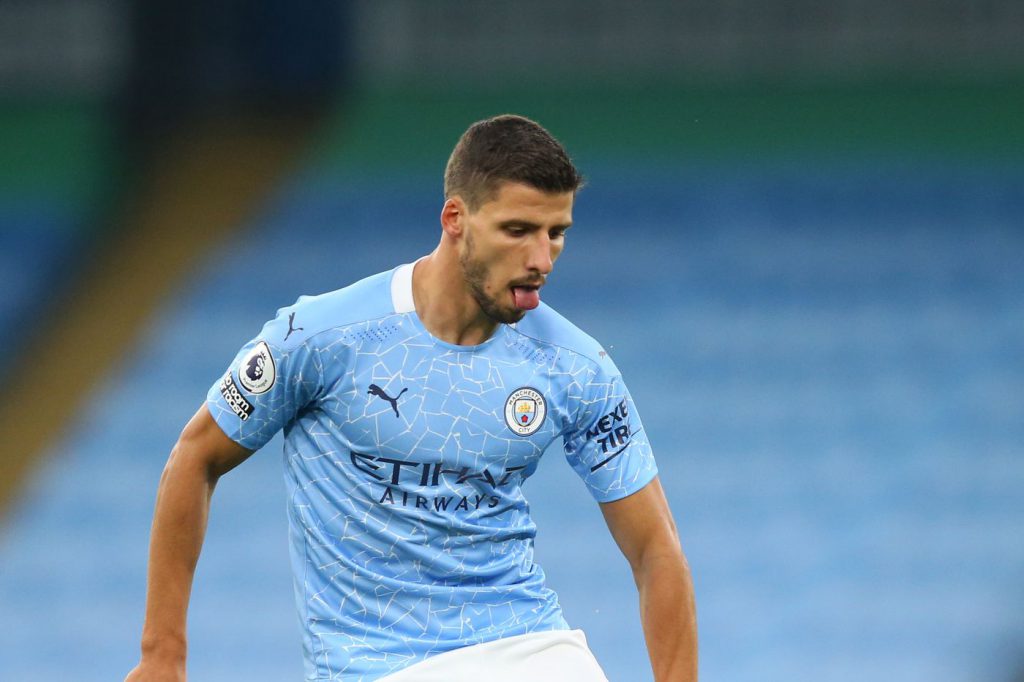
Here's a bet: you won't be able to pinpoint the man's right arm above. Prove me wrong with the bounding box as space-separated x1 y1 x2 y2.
125 404 253 682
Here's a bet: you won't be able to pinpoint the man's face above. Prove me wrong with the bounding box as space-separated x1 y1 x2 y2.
458 181 574 324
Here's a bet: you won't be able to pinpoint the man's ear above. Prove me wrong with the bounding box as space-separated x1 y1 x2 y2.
440 197 466 238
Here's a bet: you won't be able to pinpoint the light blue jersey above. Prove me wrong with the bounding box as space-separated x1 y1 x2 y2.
207 262 658 681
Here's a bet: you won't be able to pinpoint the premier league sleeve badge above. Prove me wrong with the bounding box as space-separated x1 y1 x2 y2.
238 341 277 395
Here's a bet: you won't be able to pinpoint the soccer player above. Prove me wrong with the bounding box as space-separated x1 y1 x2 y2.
125 115 697 681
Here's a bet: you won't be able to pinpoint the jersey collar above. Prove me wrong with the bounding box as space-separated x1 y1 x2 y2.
391 261 416 313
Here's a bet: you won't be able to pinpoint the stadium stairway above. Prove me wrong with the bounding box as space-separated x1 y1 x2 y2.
0 112 323 518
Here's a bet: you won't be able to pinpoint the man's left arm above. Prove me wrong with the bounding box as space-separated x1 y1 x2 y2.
600 476 697 682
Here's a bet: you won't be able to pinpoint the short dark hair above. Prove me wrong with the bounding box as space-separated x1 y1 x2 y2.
444 114 583 210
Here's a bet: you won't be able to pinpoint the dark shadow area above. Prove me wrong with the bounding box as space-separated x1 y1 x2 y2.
0 0 351 519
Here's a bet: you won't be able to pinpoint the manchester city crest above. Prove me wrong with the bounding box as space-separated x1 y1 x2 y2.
504 387 546 436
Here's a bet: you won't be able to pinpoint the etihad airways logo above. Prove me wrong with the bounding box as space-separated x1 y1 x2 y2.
349 451 526 512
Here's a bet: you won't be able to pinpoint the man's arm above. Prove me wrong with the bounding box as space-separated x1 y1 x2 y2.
600 476 697 682
125 404 253 682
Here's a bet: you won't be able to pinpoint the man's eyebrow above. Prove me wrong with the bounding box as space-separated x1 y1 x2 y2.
498 219 541 229
497 219 573 230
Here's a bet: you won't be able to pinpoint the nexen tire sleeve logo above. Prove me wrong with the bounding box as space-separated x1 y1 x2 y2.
586 399 633 471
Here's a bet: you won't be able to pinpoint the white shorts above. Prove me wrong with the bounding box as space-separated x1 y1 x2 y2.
377 629 610 682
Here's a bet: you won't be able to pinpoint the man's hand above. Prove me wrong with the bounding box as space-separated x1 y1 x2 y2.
124 657 186 682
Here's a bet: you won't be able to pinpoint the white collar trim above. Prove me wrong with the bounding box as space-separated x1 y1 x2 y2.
391 261 416 313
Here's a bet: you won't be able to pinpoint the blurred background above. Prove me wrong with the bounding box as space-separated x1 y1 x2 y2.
1 1 1022 680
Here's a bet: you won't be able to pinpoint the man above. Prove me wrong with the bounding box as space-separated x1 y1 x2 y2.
126 114 697 681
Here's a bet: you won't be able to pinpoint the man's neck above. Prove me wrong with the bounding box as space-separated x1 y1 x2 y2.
411 251 501 346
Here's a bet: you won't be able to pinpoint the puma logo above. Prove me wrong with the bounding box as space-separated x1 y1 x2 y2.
367 384 408 418
284 312 304 341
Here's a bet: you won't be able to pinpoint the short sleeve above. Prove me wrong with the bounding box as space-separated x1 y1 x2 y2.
206 309 323 451
563 361 658 503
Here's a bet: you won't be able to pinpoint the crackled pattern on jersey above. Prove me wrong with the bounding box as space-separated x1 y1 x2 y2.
207 276 657 680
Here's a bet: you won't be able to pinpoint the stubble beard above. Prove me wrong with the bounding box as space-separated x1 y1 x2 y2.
459 231 526 325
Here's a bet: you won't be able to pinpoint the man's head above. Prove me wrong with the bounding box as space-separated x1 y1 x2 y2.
441 115 582 325
444 114 583 211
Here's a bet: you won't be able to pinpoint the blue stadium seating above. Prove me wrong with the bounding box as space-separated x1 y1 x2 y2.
1 163 1022 681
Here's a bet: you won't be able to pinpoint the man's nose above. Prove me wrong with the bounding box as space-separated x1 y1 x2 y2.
526 234 554 275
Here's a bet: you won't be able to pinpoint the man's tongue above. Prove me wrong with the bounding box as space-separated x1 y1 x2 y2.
512 286 540 311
